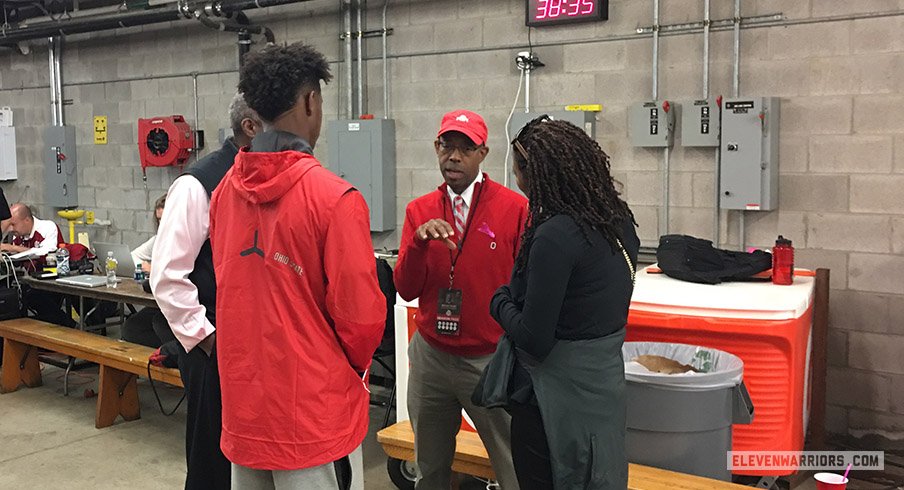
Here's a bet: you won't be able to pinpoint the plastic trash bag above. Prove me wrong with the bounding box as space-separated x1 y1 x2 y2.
623 342 744 391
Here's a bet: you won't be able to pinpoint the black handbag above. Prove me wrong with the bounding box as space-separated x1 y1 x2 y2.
471 335 516 409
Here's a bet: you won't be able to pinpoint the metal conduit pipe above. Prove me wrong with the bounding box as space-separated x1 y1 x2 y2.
733 0 744 251
651 0 669 237
1 8 188 44
704 0 721 246
48 37 58 126
381 0 388 118
54 36 64 124
344 0 352 119
651 0 659 101
0 0 309 45
732 0 741 97
213 0 307 15
356 0 363 117
702 0 710 99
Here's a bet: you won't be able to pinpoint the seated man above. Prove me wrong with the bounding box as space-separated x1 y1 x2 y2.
122 194 175 348
2 203 74 328
1 203 60 258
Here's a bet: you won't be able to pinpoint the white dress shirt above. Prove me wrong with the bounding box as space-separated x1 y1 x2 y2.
22 217 60 256
150 176 214 353
446 172 483 224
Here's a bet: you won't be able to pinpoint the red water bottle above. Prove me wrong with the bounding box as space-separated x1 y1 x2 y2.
772 235 794 285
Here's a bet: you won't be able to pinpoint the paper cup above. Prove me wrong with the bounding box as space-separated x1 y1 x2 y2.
814 472 848 490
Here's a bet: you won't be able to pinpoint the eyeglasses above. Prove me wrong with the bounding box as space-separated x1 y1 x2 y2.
438 139 482 156
510 114 551 163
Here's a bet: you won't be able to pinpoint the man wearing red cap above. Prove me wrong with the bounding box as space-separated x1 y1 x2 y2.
395 110 526 489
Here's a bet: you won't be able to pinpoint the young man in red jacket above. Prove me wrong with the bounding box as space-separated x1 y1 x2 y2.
209 43 385 489
394 110 527 489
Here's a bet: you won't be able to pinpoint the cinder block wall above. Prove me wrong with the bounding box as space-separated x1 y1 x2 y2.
1 0 902 438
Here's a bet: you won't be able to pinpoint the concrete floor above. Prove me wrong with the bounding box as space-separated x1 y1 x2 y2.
0 362 824 490
0 361 495 489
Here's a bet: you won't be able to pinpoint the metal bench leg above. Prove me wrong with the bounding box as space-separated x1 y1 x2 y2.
95 365 140 428
1 339 42 393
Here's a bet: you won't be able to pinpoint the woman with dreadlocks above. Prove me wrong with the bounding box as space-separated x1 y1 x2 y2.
490 116 639 489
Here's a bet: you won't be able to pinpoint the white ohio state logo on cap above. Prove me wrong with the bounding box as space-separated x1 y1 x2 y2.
456 114 470 123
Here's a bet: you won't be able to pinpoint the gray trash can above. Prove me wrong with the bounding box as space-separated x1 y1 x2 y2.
623 342 754 481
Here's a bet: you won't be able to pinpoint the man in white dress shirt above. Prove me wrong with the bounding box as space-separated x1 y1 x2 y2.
150 93 260 490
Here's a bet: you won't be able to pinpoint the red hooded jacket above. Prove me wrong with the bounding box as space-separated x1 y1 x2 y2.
394 175 528 357
210 147 386 470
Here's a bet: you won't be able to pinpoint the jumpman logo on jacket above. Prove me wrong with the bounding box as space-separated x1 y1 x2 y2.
240 230 265 258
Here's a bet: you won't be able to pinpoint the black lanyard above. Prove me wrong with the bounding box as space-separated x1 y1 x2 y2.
443 181 484 288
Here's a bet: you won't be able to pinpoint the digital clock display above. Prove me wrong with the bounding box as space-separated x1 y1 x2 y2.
526 0 608 27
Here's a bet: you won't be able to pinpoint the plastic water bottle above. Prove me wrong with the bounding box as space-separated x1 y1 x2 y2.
105 251 118 289
134 263 145 282
56 247 70 276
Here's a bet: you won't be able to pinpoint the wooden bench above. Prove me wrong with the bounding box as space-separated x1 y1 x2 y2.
377 421 750 490
0 318 183 429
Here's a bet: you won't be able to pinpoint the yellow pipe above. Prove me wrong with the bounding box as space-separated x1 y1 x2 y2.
57 209 85 244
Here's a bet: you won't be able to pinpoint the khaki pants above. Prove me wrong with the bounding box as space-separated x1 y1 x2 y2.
230 445 363 490
407 332 519 490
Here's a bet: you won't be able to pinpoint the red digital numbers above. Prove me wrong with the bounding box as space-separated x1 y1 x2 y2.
535 0 595 20
529 0 602 26
536 0 547 18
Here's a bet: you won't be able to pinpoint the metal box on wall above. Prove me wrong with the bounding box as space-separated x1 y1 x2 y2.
0 127 17 181
720 97 780 211
681 97 721 147
44 126 78 208
327 119 396 232
507 110 597 190
630 100 675 147
507 110 597 141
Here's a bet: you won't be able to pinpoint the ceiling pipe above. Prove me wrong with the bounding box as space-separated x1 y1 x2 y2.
0 0 308 46
194 8 274 44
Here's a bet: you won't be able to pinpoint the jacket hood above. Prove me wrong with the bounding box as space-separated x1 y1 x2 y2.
229 148 320 204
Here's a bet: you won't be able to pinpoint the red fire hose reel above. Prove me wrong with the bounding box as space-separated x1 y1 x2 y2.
137 115 195 174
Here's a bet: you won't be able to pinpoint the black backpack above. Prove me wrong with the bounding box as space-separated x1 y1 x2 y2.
374 257 396 355
657 235 772 285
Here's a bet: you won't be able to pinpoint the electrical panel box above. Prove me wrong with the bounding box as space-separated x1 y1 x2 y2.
681 97 721 147
720 97 780 211
507 110 597 189
327 119 396 232
630 100 675 147
0 107 14 181
0 127 17 181
44 126 79 208
508 110 597 141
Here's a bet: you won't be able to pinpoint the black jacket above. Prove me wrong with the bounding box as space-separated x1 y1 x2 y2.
182 137 240 326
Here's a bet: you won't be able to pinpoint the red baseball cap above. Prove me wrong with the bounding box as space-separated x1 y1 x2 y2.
437 110 488 146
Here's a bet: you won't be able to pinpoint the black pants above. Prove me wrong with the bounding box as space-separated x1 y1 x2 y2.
178 345 231 490
121 308 174 348
23 287 76 328
510 401 554 489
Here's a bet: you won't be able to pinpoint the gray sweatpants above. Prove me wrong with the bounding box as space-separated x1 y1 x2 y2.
230 445 363 490
407 332 519 490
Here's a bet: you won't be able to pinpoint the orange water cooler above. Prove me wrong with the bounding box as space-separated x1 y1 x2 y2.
626 267 815 477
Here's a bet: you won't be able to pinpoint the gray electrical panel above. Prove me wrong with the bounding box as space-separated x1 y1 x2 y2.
720 97 780 211
507 110 597 189
508 110 597 141
44 126 78 208
630 101 675 147
326 119 396 232
681 97 721 147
